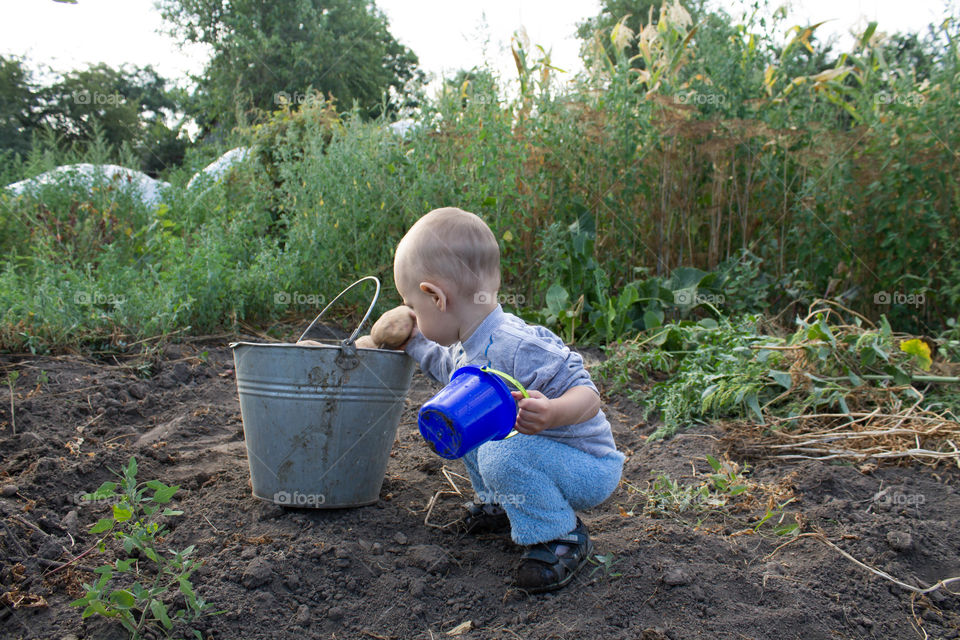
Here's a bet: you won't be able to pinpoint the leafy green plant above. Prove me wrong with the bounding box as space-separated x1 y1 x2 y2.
704 454 748 496
596 314 774 438
587 552 623 580
595 303 959 439
640 473 713 515
527 213 733 345
71 457 218 639
627 455 800 537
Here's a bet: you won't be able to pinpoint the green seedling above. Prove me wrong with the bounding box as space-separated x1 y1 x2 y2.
588 552 623 580
71 456 221 639
705 455 749 496
752 498 800 536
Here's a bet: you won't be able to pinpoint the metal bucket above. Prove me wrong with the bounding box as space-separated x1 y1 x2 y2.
231 276 414 508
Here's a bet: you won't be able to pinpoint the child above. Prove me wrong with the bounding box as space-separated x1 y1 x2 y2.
393 207 624 593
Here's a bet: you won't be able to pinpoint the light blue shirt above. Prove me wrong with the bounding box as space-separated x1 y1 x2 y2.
405 305 619 458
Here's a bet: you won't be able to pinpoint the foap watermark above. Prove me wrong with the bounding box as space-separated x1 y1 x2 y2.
459 92 497 106
673 290 725 306
70 490 123 508
874 92 925 107
74 290 126 305
473 290 526 306
274 490 325 506
274 291 326 307
873 291 925 308
72 90 125 106
675 92 726 106
475 490 525 506
872 489 925 508
273 91 322 106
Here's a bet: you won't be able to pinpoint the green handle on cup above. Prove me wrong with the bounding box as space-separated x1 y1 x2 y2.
481 366 528 439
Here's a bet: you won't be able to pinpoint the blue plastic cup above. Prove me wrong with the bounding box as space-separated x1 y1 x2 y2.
418 365 528 460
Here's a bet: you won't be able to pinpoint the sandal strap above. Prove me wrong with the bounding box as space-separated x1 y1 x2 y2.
521 530 591 567
522 545 561 566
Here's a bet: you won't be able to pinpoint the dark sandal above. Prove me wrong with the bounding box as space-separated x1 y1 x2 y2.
515 518 594 593
457 501 510 535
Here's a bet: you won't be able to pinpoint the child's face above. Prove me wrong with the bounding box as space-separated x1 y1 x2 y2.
394 258 462 346
396 280 462 346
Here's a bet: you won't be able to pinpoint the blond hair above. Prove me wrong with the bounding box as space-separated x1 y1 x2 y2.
395 207 500 296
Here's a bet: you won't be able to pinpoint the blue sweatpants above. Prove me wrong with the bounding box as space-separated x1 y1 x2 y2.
461 435 625 545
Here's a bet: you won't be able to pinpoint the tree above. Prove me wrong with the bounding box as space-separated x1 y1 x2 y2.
157 0 422 135
0 56 42 157
41 64 188 175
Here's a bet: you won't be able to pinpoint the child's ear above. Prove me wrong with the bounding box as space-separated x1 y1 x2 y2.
419 282 447 311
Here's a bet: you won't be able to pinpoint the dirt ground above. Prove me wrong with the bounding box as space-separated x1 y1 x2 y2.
1 337 959 640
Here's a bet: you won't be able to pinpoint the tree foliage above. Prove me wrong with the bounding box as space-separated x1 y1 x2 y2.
157 0 422 134
0 56 42 158
0 58 188 176
42 64 188 176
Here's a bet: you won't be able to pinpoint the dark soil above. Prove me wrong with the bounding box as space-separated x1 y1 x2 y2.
1 340 958 640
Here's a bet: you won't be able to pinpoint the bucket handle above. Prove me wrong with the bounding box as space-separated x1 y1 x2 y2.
481 366 529 399
481 366 529 441
298 276 381 346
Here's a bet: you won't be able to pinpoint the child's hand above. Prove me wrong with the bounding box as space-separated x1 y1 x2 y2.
511 390 555 435
397 316 420 351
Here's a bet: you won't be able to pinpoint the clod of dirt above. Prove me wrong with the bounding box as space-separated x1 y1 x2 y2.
241 557 273 589
409 578 426 597
37 537 65 560
294 604 310 626
1 484 18 496
393 531 408 545
327 606 345 621
408 544 450 574
662 567 691 586
172 362 192 383
417 458 443 475
252 502 285 522
32 457 58 476
333 545 352 568
886 530 914 552
61 510 79 537
37 513 65 535
128 383 148 400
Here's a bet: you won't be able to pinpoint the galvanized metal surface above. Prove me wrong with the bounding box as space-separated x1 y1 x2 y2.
232 341 414 508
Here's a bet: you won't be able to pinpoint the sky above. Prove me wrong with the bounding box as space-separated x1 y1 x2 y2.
0 0 953 93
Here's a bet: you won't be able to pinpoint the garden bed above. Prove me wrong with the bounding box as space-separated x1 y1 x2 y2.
1 340 958 640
